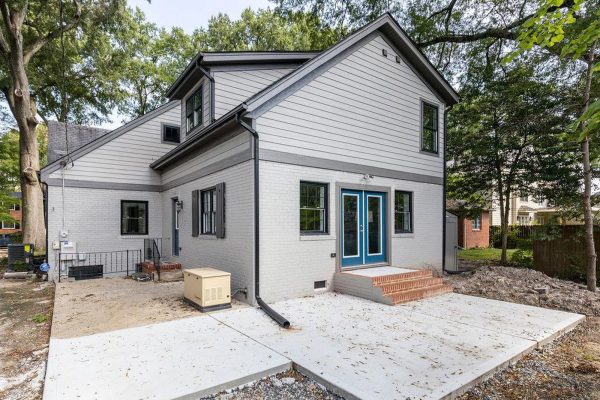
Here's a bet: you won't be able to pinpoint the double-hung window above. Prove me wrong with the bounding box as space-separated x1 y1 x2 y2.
299 181 328 234
421 102 439 153
394 191 413 233
201 188 217 235
121 201 148 235
185 87 203 132
471 214 482 231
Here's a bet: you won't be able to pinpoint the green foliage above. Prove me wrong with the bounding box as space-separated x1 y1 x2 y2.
458 248 517 262
448 63 580 217
510 249 534 268
115 7 345 119
32 314 49 324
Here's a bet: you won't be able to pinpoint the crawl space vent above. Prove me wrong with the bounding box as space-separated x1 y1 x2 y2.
314 280 327 289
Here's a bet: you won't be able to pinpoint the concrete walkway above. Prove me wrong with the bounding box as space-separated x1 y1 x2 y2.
43 293 583 400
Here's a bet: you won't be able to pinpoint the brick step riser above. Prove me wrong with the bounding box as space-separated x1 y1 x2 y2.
388 285 453 305
379 277 443 294
372 270 433 285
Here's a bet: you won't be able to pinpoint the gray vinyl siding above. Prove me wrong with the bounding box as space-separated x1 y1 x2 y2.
48 105 181 185
255 34 446 178
181 77 211 139
213 68 294 119
160 129 251 185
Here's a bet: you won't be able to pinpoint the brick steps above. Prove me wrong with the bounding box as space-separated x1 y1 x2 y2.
387 284 453 305
371 269 432 286
379 277 444 295
139 261 182 274
333 267 452 306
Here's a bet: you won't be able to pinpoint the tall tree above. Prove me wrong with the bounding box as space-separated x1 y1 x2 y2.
448 64 580 263
117 8 345 120
511 0 600 290
0 0 127 250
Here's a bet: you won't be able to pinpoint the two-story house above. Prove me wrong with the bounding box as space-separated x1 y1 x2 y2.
41 14 459 309
0 192 22 244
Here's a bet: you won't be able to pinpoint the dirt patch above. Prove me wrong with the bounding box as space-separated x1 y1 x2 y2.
0 279 54 400
447 265 600 316
204 369 342 400
447 266 600 399
52 277 246 338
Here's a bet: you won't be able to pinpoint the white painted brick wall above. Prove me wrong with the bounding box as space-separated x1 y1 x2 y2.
47 186 163 278
160 161 255 301
259 160 443 303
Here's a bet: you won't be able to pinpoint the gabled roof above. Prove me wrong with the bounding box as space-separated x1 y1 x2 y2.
41 101 179 177
152 13 460 171
165 51 320 100
244 13 459 116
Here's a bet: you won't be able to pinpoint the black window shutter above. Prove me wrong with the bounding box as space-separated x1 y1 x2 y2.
215 182 225 238
192 190 199 237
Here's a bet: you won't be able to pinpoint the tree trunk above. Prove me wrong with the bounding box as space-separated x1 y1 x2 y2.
581 43 596 292
5 33 46 252
497 180 509 264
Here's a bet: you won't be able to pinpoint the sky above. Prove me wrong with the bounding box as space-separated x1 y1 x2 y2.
127 0 273 33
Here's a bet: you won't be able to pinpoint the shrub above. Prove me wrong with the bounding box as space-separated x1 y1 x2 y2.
510 249 533 268
515 238 533 250
491 228 519 249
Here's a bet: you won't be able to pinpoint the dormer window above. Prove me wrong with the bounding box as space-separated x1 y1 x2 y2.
186 86 203 132
162 125 180 144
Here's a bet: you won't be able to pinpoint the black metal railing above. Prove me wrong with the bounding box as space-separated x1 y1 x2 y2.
57 249 142 282
143 238 162 280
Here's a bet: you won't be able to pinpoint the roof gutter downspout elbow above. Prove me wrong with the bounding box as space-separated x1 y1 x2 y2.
236 112 291 329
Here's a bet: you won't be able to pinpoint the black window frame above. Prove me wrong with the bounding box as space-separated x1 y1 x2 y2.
421 101 439 154
185 86 203 133
120 200 149 235
200 187 216 235
299 181 329 235
394 190 413 234
162 124 181 144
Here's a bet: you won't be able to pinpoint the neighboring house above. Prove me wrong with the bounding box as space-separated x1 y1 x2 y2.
40 14 459 304
490 192 549 226
447 201 490 249
489 191 599 226
0 192 22 244
457 211 490 249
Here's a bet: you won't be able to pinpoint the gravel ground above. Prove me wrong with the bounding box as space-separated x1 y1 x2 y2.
447 265 600 399
0 279 53 400
203 369 342 400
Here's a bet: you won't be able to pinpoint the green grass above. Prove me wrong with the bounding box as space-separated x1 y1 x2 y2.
32 313 49 324
458 248 518 262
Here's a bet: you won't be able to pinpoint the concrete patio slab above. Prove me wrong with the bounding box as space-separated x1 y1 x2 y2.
399 293 584 344
43 315 291 400
212 292 584 400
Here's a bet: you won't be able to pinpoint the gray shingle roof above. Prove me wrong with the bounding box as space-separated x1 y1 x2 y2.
46 121 109 164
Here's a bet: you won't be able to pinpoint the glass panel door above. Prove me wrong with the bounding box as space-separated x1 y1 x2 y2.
341 190 362 267
341 190 387 267
364 192 386 264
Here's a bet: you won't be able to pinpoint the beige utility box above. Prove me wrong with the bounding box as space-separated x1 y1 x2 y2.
183 268 231 312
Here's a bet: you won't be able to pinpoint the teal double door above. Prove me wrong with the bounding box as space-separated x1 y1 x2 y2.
341 190 387 268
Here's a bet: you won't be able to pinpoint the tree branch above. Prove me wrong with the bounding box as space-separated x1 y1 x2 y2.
23 0 82 65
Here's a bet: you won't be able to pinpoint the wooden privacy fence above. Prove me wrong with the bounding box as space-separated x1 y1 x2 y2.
533 225 600 283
